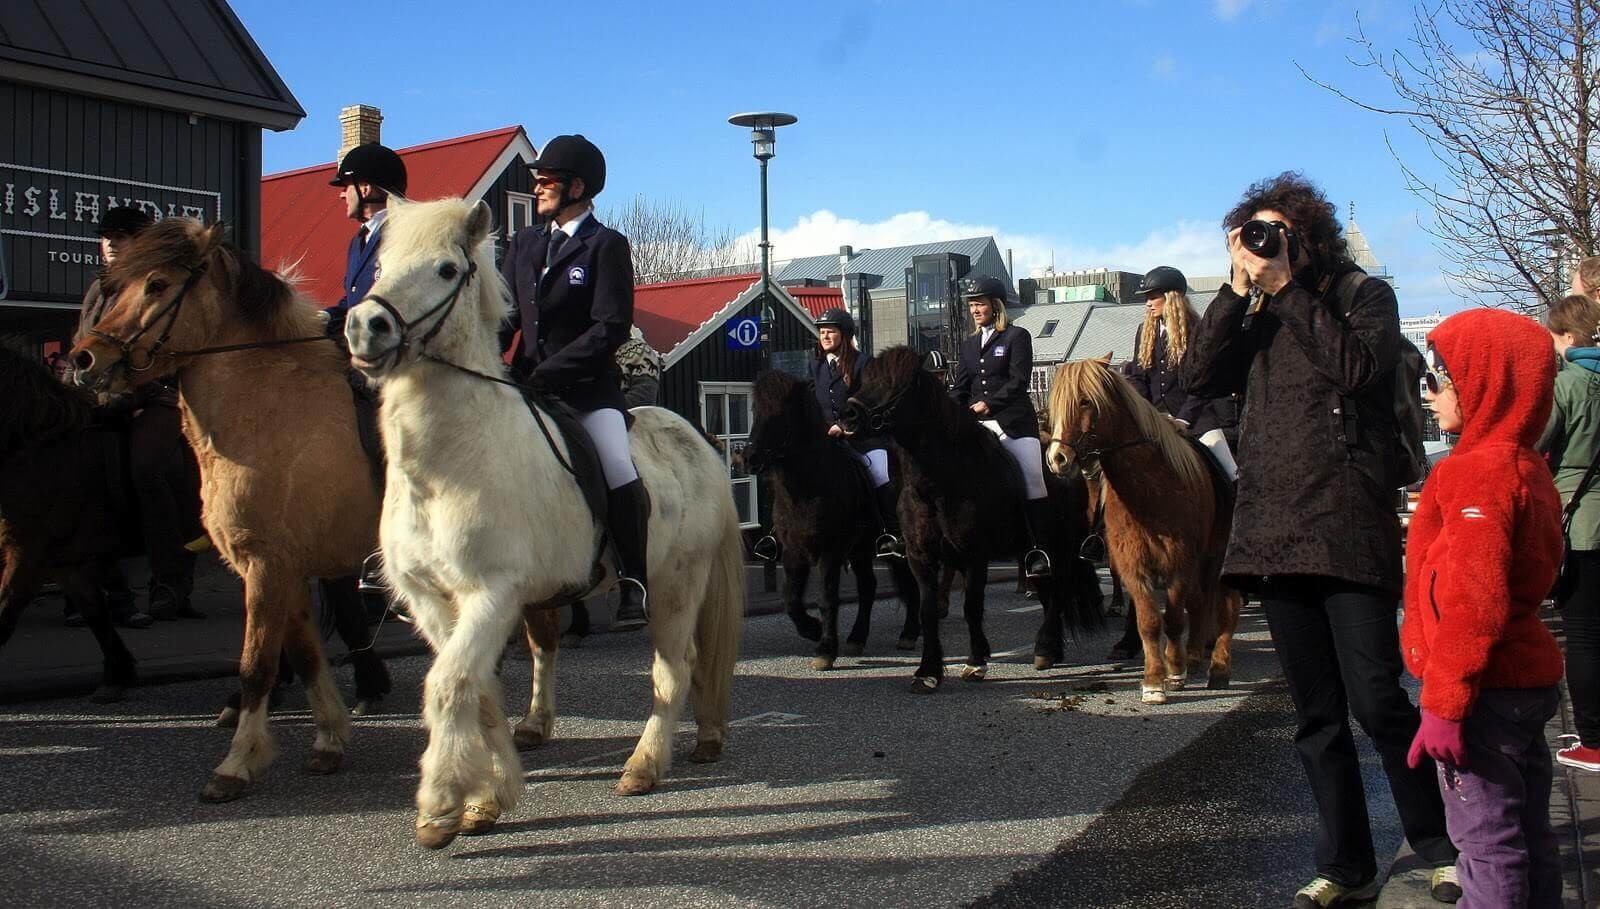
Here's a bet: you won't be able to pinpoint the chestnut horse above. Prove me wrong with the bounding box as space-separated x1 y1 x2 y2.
1045 358 1240 703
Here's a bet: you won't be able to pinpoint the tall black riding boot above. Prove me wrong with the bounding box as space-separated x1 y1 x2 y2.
873 484 906 559
609 479 652 631
1020 498 1055 581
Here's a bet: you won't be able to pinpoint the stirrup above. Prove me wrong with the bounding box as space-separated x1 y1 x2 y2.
752 535 781 562
1023 547 1053 580
613 576 649 628
357 550 389 595
1079 533 1108 564
875 532 906 559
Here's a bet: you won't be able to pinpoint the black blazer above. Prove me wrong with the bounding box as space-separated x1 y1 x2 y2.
1127 324 1217 438
812 350 885 452
500 215 634 412
324 223 382 338
950 324 1039 439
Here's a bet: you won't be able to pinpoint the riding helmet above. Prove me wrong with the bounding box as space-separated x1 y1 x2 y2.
1136 266 1187 297
959 274 1009 301
329 143 408 196
814 307 856 336
98 206 154 236
530 134 607 197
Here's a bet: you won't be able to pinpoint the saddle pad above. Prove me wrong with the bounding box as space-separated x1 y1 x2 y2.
521 389 608 530
1182 434 1236 518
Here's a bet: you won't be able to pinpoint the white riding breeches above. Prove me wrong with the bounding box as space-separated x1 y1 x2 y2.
980 420 1049 500
578 407 639 490
1198 428 1238 482
849 447 892 488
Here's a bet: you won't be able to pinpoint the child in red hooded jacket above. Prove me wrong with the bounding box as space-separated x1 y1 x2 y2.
1404 307 1566 908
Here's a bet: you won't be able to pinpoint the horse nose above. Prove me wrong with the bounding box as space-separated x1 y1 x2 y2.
72 349 95 372
364 311 393 337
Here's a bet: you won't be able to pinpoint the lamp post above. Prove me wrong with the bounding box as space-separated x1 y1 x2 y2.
728 112 797 360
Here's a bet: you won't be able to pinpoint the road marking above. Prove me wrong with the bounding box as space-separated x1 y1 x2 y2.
0 745 97 756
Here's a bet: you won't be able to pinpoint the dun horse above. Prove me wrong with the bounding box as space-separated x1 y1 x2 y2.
743 369 921 669
0 347 138 701
69 219 401 801
839 347 1103 691
342 197 744 849
1046 358 1241 703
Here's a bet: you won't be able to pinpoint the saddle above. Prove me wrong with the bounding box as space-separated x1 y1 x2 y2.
1182 435 1237 519
518 388 617 604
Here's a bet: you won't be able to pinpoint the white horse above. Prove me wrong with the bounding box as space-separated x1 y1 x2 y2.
343 197 745 849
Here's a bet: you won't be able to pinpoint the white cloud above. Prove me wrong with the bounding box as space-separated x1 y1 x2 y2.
1215 0 1252 21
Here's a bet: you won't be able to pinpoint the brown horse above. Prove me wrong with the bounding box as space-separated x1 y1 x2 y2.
1045 358 1240 703
68 218 562 801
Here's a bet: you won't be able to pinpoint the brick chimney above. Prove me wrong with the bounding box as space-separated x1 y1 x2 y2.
337 105 383 163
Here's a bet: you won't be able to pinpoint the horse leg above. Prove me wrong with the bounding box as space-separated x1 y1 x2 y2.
561 602 590 648
322 575 391 716
909 555 945 692
415 586 523 849
0 549 42 650
1208 587 1242 690
841 547 876 657
811 558 844 671
936 563 957 620
514 605 560 749
461 683 519 837
782 555 820 642
889 557 921 650
1032 573 1066 671
619 581 702 795
58 565 138 702
1161 582 1191 694
960 560 991 681
201 565 290 803
281 594 351 776
1129 584 1169 704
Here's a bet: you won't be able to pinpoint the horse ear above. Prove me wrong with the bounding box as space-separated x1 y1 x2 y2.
1097 352 1113 365
466 199 494 245
201 221 227 254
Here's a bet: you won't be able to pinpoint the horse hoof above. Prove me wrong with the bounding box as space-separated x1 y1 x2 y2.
302 749 344 775
198 773 248 803
910 675 941 694
1165 675 1187 692
1033 655 1058 671
559 631 584 648
215 706 239 728
895 638 917 651
459 803 501 836
1140 685 1168 705
809 655 836 672
513 724 548 750
840 641 865 657
689 740 724 764
1207 674 1231 690
350 697 383 717
415 819 460 850
960 664 988 681
89 684 127 704
616 769 656 796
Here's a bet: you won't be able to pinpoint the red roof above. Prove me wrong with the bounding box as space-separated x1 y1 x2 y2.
633 273 760 355
261 126 528 307
787 285 843 319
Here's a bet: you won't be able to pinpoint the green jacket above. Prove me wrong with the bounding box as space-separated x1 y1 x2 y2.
1540 352 1600 550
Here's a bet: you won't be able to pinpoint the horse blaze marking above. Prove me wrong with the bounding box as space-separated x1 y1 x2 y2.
571 712 807 765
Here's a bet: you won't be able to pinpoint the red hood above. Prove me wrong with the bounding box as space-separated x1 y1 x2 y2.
1426 308 1554 452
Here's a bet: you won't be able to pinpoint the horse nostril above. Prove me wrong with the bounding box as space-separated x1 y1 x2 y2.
72 350 94 371
369 315 392 337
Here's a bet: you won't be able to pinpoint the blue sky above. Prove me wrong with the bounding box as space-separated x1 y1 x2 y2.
240 0 1459 315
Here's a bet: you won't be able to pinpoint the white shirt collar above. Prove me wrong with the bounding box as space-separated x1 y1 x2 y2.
981 326 996 345
554 208 592 237
362 207 388 237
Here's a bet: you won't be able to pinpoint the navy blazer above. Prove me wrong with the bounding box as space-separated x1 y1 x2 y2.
500 215 633 412
950 324 1039 439
811 350 885 452
325 222 381 337
1127 324 1217 438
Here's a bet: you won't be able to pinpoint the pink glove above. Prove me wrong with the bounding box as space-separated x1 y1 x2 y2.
1407 709 1468 769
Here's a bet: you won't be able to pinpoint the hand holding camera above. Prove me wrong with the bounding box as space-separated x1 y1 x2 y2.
1227 219 1297 297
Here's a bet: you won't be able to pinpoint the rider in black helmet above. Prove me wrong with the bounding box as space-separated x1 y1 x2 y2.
327 143 408 341
810 308 903 557
499 134 651 631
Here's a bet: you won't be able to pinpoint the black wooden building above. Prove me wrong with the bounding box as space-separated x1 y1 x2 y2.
0 0 303 357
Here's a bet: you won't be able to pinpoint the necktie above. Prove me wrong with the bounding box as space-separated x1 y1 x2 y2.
546 229 568 269
358 225 370 253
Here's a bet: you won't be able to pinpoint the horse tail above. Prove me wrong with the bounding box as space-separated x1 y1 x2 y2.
1060 554 1107 634
691 507 745 749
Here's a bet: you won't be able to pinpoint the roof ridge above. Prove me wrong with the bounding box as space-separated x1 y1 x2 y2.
263 125 523 181
637 272 761 291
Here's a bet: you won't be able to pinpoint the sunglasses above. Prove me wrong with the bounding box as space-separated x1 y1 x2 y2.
1424 345 1453 395
532 175 569 189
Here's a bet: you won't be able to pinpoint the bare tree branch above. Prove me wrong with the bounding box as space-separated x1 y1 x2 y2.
600 195 758 284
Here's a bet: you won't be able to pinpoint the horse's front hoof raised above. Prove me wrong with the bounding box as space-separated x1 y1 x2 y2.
459 803 500 836
809 655 836 671
616 769 657 796
513 723 549 750
350 697 384 717
960 664 987 681
910 674 941 694
840 640 865 657
1207 673 1231 690
895 637 917 651
198 773 248 803
415 817 460 850
1140 684 1168 705
215 706 239 728
689 740 723 763
302 749 344 775
89 684 127 704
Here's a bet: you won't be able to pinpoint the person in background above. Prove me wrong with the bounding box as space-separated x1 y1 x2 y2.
1127 265 1236 480
1538 290 1600 774
1407 308 1565 907
616 326 663 409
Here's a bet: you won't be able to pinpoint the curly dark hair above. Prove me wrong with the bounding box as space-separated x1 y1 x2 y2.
1223 171 1353 277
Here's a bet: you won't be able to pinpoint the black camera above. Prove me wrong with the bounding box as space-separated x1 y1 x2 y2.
1240 219 1299 261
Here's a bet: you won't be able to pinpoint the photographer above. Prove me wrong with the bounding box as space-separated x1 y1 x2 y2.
1183 173 1457 907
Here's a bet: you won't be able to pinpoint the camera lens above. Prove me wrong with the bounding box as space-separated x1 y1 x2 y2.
1240 219 1281 259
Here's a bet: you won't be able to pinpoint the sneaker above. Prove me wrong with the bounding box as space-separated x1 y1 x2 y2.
1430 865 1462 903
63 611 87 628
1557 742 1600 772
115 609 154 629
1293 876 1379 908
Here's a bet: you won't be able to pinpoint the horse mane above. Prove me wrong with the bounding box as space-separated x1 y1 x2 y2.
0 346 94 460
865 346 982 440
1049 358 1208 491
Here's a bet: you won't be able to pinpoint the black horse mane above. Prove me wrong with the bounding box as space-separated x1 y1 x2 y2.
0 346 95 460
861 346 981 440
753 369 825 436
106 218 297 326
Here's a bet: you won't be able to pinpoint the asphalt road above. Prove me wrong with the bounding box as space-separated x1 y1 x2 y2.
0 585 1402 908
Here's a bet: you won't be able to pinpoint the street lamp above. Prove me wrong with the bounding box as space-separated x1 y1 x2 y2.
728 112 798 341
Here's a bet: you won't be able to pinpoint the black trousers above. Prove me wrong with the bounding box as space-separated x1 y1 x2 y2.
1560 549 1600 747
127 403 200 597
1261 576 1456 886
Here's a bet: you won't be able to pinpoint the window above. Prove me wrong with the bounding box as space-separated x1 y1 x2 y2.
700 382 758 528
1039 319 1059 338
1030 365 1054 394
506 192 535 237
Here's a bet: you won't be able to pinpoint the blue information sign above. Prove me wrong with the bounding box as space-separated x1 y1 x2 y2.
726 316 761 350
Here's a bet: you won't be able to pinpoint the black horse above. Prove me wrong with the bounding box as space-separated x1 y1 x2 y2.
0 346 138 701
743 370 921 669
840 347 1103 691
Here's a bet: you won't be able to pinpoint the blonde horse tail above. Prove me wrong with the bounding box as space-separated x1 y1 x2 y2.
689 507 745 763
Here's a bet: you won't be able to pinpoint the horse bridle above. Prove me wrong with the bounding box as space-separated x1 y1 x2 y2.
1050 408 1152 483
842 371 925 435
86 262 210 372
358 249 479 372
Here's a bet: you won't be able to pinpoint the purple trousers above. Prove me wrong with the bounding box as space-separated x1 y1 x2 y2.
1439 686 1562 908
